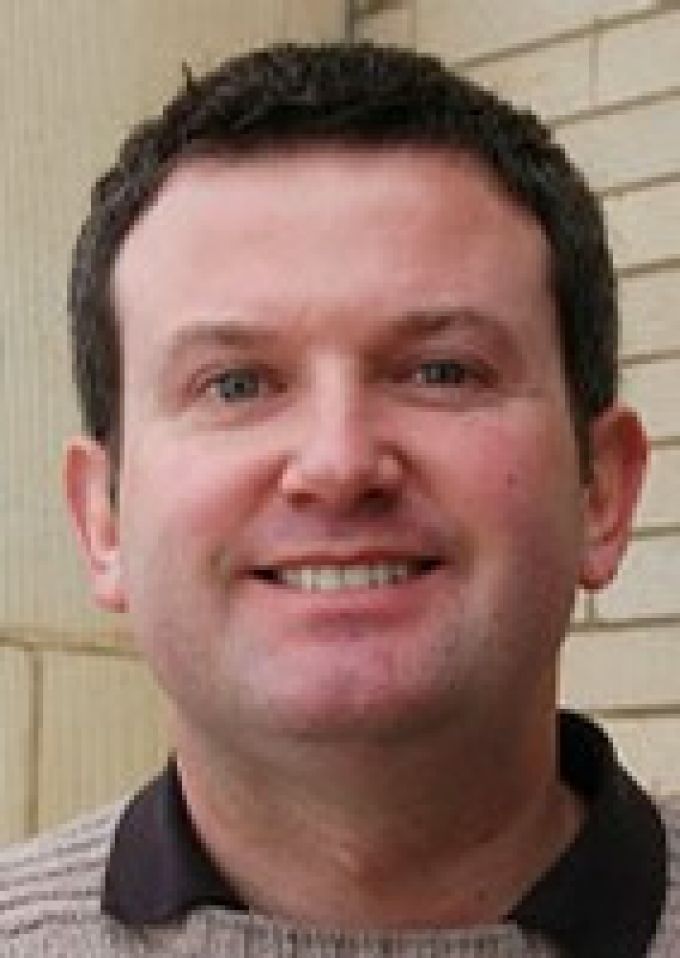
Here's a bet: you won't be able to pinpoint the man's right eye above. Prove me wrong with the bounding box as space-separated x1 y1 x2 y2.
205 368 263 401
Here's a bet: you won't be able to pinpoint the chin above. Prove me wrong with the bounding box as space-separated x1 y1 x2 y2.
245 676 461 746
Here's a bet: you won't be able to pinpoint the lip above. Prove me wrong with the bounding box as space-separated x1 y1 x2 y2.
244 558 447 627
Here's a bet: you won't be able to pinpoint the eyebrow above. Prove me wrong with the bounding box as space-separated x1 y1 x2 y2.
157 321 278 383
160 306 513 371
392 307 511 342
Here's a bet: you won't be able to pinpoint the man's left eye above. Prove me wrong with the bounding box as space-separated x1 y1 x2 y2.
412 360 477 386
207 369 263 401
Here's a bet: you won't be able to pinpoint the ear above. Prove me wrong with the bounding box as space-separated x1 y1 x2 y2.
64 436 128 613
579 404 648 592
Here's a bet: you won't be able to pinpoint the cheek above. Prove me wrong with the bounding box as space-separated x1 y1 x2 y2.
429 412 584 543
127 437 261 534
118 431 272 566
478 426 586 597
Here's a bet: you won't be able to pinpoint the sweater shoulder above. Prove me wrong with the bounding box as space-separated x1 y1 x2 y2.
650 793 680 953
659 793 680 888
0 798 127 938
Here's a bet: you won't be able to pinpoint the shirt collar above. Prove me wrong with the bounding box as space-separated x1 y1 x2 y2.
509 711 667 956
103 711 667 956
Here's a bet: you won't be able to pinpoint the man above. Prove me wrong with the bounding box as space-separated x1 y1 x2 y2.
0 42 676 957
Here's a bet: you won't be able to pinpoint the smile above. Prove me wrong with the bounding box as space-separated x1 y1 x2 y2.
254 559 440 591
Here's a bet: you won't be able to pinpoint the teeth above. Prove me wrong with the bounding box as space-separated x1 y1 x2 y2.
276 562 416 591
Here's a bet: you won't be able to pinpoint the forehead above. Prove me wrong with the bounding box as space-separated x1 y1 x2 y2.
112 145 555 350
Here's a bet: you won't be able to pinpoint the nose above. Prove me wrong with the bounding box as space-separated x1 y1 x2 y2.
279 361 403 513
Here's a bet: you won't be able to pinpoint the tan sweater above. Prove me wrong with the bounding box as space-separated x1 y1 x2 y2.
1 796 679 956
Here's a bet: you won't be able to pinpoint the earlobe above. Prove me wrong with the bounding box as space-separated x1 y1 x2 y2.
579 404 648 592
64 436 128 613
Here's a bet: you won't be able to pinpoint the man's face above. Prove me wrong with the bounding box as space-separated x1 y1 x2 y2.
86 148 601 746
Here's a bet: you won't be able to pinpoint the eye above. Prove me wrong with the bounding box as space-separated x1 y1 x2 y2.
412 360 479 386
205 368 264 401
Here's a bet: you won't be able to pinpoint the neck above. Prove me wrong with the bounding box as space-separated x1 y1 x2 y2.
173 708 584 929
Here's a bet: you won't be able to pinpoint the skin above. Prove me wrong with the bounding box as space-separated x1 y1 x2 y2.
66 146 647 928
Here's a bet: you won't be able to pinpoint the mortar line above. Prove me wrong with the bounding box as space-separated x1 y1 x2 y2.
451 6 680 72
552 86 680 130
26 650 42 836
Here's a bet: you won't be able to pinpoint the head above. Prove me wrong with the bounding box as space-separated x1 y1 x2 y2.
65 43 646 764
70 42 616 484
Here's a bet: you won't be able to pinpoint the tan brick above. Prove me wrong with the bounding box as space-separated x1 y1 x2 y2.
558 96 680 191
415 0 655 64
561 626 680 710
572 589 589 624
636 447 680 530
605 180 680 270
466 37 591 121
355 6 415 46
620 270 680 358
0 646 31 845
621 357 680 442
596 535 680 620
38 652 167 829
597 10 680 108
284 0 346 40
0 472 111 634
599 714 680 794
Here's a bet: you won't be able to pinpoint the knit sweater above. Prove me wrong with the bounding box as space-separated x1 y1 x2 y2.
1 796 679 957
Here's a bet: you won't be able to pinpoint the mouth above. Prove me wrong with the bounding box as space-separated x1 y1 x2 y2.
251 558 442 592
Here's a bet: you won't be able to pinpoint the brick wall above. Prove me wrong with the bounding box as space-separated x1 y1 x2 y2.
358 0 680 793
0 0 346 847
